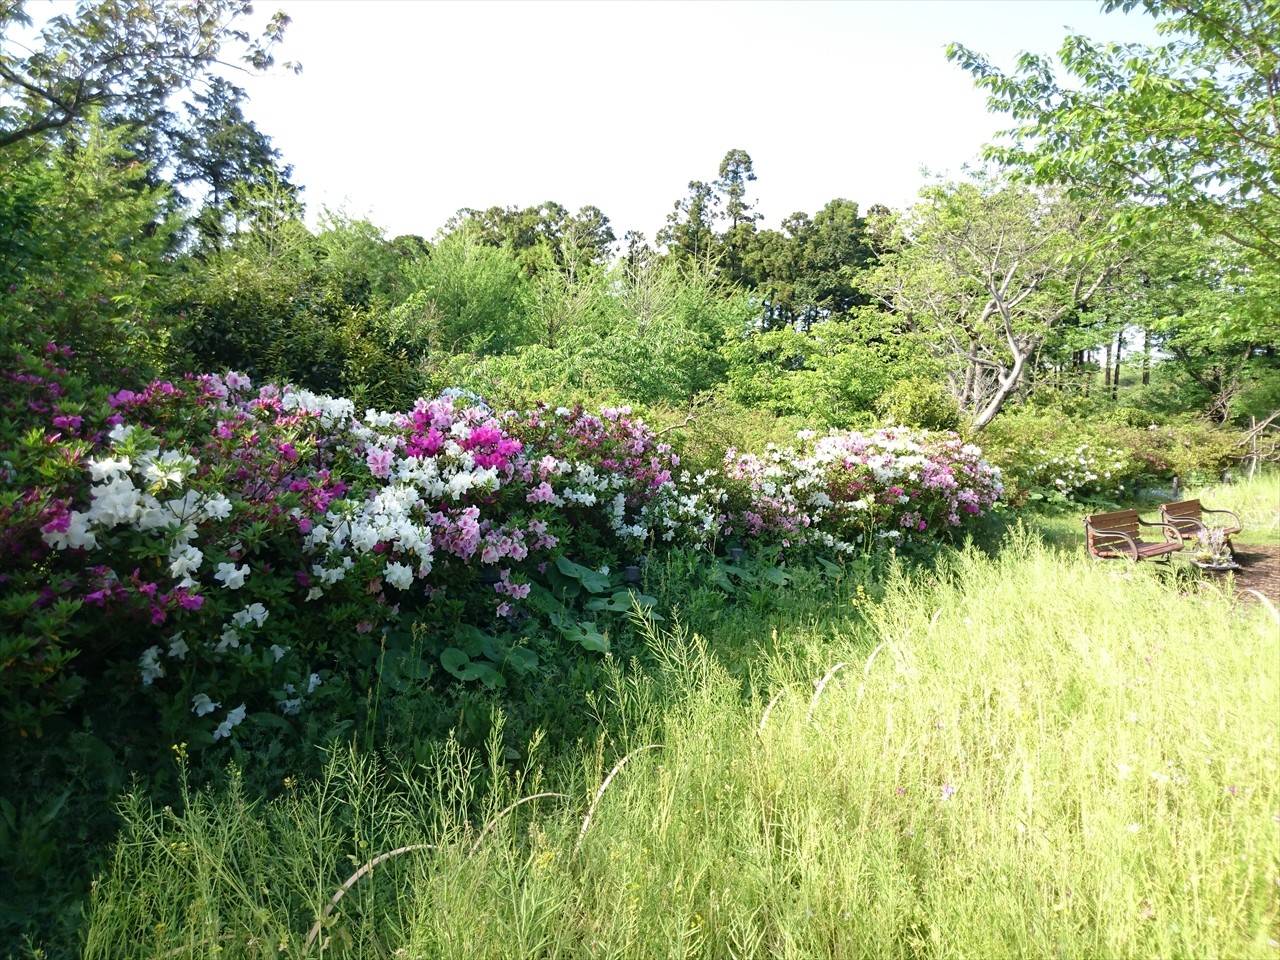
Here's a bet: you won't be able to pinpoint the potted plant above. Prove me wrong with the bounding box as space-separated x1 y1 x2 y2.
1190 527 1240 572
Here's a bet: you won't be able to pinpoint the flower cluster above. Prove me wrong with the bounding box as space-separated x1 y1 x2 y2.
2 350 1001 745
721 428 1004 551
1020 442 1133 502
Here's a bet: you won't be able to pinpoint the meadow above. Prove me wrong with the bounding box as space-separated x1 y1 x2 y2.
80 474 1280 959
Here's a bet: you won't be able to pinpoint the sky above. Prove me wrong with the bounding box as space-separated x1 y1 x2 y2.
228 0 1164 241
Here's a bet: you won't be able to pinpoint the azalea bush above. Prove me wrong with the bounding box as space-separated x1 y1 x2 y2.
722 428 1004 552
980 413 1144 504
981 409 1244 504
1 342 1003 753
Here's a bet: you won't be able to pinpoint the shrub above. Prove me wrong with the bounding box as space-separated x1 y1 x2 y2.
3 345 1004 755
722 428 1004 553
875 377 961 431
980 409 1243 503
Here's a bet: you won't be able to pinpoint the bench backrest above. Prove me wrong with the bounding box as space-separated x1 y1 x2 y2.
1161 499 1203 534
1085 509 1140 552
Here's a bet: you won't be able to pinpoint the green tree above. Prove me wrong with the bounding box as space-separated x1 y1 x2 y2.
0 120 177 378
171 77 298 248
864 179 1126 429
1105 224 1280 420
658 180 721 261
384 231 532 362
739 199 875 329
948 0 1280 264
0 0 292 150
444 201 615 271
716 148 760 229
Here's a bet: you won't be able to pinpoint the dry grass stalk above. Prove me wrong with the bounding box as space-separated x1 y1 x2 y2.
575 744 662 854
1244 588 1279 624
758 687 788 735
303 843 434 951
468 792 570 858
807 662 849 722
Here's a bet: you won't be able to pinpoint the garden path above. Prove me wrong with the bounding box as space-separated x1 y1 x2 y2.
1234 544 1279 604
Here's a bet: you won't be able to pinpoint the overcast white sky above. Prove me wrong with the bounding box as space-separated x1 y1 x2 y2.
229 0 1163 240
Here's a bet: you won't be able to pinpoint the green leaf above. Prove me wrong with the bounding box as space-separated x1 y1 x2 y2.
440 647 471 677
554 556 611 593
504 647 539 674
454 661 506 689
564 620 609 653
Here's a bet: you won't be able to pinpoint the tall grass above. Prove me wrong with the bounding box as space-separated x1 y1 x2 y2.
1192 471 1280 542
82 532 1279 959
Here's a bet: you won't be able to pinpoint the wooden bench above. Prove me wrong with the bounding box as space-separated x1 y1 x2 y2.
1083 509 1184 562
1159 499 1242 545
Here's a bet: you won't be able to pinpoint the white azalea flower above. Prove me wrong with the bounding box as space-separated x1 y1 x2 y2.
87 456 131 481
384 561 414 590
214 562 249 590
139 646 165 685
212 703 247 741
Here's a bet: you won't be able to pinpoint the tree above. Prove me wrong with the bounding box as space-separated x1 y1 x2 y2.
0 0 293 150
171 77 298 247
443 201 615 271
716 148 760 229
948 0 1280 264
865 179 1126 429
738 199 876 330
0 120 178 378
657 180 721 261
1103 224 1280 420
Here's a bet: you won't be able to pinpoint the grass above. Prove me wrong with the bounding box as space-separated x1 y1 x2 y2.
80 485 1280 958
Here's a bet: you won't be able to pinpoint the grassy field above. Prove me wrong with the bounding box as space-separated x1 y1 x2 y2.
80 477 1280 959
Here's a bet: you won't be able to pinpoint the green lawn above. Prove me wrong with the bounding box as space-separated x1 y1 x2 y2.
81 476 1280 959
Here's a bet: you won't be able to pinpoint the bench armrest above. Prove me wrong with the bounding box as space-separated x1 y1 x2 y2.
1202 508 1241 528
1138 517 1190 543
1085 523 1139 561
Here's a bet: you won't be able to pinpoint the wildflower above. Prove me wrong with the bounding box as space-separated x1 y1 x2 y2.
940 783 956 801
168 633 189 659
307 673 323 694
191 693 220 717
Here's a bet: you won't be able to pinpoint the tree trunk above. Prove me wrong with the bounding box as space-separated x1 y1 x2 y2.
1141 328 1150 386
1104 341 1112 391
971 349 1027 430
1111 329 1123 399
961 344 977 411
